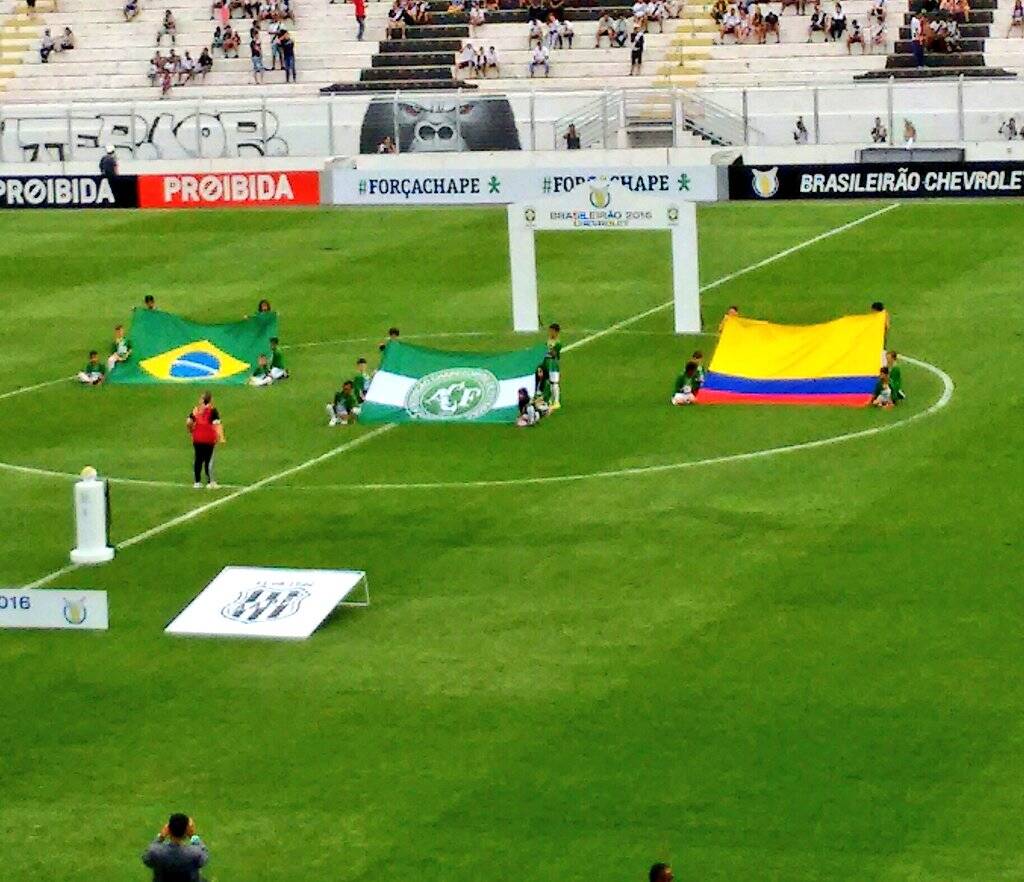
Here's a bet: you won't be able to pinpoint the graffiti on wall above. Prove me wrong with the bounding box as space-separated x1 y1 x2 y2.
1 107 291 161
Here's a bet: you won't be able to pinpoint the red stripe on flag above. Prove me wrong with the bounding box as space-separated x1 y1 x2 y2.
696 390 872 407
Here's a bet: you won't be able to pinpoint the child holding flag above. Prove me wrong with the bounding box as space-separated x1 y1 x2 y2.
269 337 288 380
353 357 373 402
77 350 105 385
106 324 132 374
672 360 702 405
249 353 273 386
544 323 562 409
327 380 359 426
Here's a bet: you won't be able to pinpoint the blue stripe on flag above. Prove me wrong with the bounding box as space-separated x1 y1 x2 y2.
703 372 878 395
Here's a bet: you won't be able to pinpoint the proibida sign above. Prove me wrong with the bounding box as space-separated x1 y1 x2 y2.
730 161 1024 200
138 171 320 208
0 175 138 209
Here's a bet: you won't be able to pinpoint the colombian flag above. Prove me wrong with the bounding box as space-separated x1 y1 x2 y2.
699 312 886 407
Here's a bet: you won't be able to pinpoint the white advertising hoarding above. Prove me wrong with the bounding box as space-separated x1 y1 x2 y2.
0 588 109 631
165 566 368 640
330 166 721 205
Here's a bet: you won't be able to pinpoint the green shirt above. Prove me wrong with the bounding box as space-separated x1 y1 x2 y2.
84 361 105 375
252 364 270 378
110 337 131 358
270 349 285 370
535 377 552 404
543 339 562 373
353 371 372 399
333 390 358 411
889 364 903 400
674 372 700 394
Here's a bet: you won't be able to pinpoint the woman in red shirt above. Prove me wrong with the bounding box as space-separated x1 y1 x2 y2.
187 391 225 488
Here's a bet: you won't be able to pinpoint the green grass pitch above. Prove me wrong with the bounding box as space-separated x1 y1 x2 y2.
2 201 1022 882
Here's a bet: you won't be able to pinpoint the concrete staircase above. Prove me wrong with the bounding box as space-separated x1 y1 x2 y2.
0 0 47 92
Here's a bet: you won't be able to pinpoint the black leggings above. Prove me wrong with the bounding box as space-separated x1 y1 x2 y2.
193 442 215 483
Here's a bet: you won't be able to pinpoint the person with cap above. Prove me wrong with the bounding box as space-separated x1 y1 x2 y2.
141 813 209 881
99 145 118 178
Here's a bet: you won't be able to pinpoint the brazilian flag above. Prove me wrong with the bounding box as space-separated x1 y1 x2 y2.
106 309 278 385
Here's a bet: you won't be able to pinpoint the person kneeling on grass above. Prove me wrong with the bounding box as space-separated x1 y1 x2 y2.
672 359 701 405
885 350 905 403
269 336 288 380
327 380 359 426
516 387 540 427
249 353 273 386
106 324 132 374
78 350 106 385
871 367 894 408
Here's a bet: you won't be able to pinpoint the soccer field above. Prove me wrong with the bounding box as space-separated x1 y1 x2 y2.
2 200 1022 882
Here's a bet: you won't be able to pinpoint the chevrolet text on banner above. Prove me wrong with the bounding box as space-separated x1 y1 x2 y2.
0 589 109 630
138 171 320 208
361 340 548 423
0 175 138 209
332 166 721 205
106 308 278 384
730 161 1024 200
699 312 887 406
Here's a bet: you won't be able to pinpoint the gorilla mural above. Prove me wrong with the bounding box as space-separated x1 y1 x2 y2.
358 96 521 154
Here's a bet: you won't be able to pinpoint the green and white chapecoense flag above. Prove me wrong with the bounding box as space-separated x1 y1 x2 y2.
360 340 549 424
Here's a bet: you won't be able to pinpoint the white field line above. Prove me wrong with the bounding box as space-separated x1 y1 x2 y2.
279 355 953 491
16 203 901 588
21 425 396 589
0 375 73 401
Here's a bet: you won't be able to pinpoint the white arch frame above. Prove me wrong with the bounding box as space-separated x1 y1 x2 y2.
506 182 701 334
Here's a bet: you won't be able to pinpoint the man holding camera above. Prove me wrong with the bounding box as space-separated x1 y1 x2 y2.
142 813 209 881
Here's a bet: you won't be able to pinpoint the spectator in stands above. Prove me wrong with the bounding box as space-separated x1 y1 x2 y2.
198 46 213 79
547 13 562 46
378 135 397 153
711 0 726 22
157 9 177 45
250 33 265 82
560 18 574 46
268 20 283 67
764 8 779 40
483 44 498 73
718 6 739 41
160 65 173 97
781 0 806 13
39 29 54 62
871 116 888 142
527 0 545 21
944 18 962 50
529 41 550 75
903 118 916 146
148 52 160 83
614 12 629 43
910 12 925 65
1009 0 1023 35
807 1 827 39
179 50 196 82
751 6 765 42
279 28 295 80
999 117 1018 139
828 2 846 39
458 41 476 71
469 1 485 30
124 0 140 20
55 26 75 52
629 27 644 72
563 123 581 148
793 115 809 143
846 18 864 51
953 0 969 21
529 17 544 46
595 12 616 45
223 24 241 55
387 2 407 38
632 0 647 30
651 0 668 29
211 25 224 51
99 145 118 178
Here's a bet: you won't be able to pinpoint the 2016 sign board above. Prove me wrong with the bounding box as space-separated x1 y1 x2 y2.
0 588 109 630
165 566 369 639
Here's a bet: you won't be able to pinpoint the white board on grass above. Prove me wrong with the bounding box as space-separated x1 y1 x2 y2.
165 566 368 639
